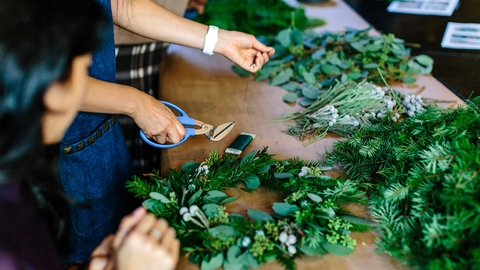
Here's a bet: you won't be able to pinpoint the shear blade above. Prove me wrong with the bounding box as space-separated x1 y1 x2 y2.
210 121 235 141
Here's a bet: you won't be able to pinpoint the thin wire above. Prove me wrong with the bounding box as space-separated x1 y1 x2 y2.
244 65 255 134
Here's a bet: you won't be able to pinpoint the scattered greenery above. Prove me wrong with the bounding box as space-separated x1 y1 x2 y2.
270 79 448 145
127 148 372 270
326 97 480 270
195 0 325 37
234 27 434 104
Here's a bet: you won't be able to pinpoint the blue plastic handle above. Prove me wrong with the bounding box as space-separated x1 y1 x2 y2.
140 101 196 148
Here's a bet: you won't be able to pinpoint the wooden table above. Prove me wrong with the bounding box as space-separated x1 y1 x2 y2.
158 1 463 269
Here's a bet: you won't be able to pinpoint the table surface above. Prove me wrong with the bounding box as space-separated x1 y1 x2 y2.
158 1 463 269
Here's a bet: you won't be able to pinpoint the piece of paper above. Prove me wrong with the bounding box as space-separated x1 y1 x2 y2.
441 22 480 50
387 0 459 16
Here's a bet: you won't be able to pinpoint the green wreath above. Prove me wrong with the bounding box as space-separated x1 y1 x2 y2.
126 147 373 270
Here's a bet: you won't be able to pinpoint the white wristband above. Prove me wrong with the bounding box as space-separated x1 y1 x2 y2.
202 25 219 55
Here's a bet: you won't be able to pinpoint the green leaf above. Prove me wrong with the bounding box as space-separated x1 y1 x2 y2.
142 198 164 212
339 215 374 226
149 192 170 203
321 64 341 75
283 93 298 103
350 42 366 53
365 43 382 51
188 189 203 205
203 203 221 218
277 28 292 48
291 29 303 45
307 193 323 203
182 161 199 174
300 98 315 107
201 253 224 270
227 245 243 264
232 65 250 77
223 262 243 270
203 190 228 204
243 252 260 268
302 86 320 100
321 242 354 256
281 82 298 92
302 71 317 84
209 225 240 239
247 209 275 223
299 244 327 256
311 49 326 60
402 76 416 84
274 172 294 179
240 150 258 164
219 196 238 205
347 72 363 80
257 165 271 174
414 54 434 66
244 174 261 189
272 202 299 216
340 73 348 83
363 63 379 69
271 68 293 86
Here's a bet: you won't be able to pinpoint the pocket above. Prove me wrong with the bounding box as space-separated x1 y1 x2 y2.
58 123 135 237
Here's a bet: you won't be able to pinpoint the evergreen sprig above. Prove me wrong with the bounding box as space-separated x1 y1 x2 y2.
326 97 480 270
126 148 371 270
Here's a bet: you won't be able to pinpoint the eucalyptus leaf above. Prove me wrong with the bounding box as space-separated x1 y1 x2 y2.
299 244 327 256
350 42 366 53
277 28 292 48
243 252 260 268
311 49 326 60
142 198 164 212
270 68 293 86
281 82 299 92
188 189 203 205
257 164 271 174
321 242 354 256
365 43 382 52
240 150 258 164
402 76 416 84
340 73 348 83
291 29 303 45
339 215 374 226
363 63 379 69
414 54 434 66
302 86 320 100
203 190 228 204
219 196 238 205
209 225 240 238
272 202 299 216
182 161 199 174
307 193 323 203
274 172 294 179
283 93 298 103
223 262 243 270
149 192 170 203
302 71 317 84
244 174 261 189
247 209 275 223
321 64 341 75
227 245 242 263
200 253 224 270
299 98 315 107
203 203 221 218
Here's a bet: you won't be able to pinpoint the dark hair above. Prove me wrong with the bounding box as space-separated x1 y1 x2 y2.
0 0 109 250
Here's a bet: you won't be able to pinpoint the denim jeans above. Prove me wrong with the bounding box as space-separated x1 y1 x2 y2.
59 114 137 263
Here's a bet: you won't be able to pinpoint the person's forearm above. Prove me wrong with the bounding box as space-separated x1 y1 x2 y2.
81 77 139 116
112 0 208 50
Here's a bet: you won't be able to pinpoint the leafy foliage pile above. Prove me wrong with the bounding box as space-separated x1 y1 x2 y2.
326 98 480 270
127 148 372 270
234 27 433 105
195 0 325 37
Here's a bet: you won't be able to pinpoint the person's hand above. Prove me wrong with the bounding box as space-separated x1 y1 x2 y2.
109 207 180 270
129 93 186 144
215 30 275 73
87 235 115 270
187 0 208 14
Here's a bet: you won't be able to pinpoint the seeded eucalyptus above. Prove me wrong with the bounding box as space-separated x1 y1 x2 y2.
234 27 434 105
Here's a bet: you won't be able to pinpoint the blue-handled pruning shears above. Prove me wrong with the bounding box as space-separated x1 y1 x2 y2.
140 101 235 148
